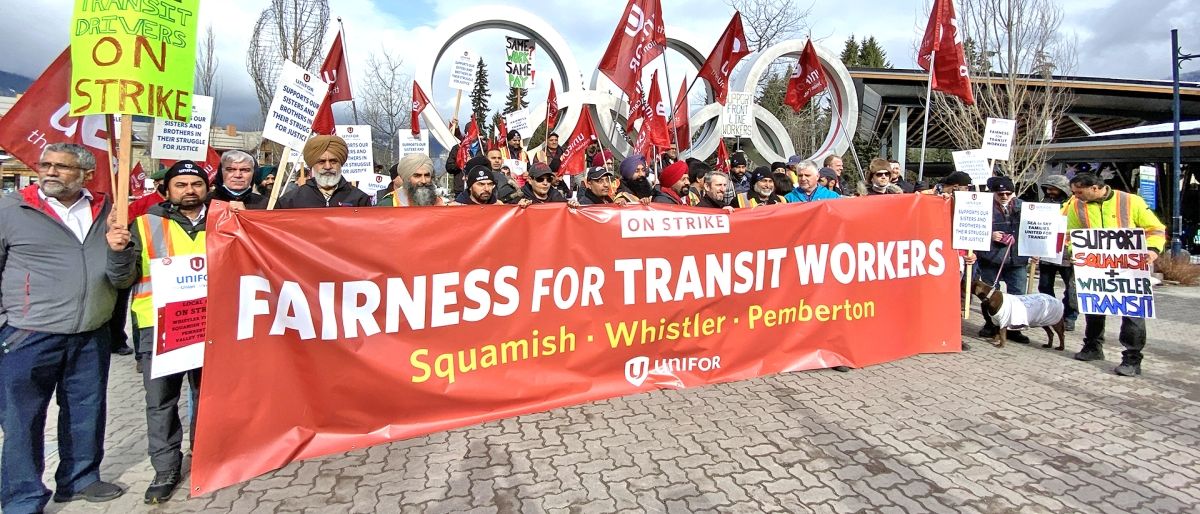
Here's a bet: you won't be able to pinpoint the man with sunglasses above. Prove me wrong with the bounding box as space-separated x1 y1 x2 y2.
518 163 569 204
976 176 1033 344
866 158 904 195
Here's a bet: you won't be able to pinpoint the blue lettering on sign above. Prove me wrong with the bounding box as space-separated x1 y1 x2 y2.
176 274 207 285
1079 293 1154 318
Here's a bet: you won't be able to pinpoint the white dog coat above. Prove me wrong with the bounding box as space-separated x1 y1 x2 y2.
989 293 1064 329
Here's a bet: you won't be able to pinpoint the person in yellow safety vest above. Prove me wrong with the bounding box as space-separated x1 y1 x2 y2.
736 166 787 208
1063 172 1166 377
499 130 529 187
110 160 208 504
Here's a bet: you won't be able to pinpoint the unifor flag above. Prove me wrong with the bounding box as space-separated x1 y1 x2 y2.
784 40 827 113
624 81 647 133
456 116 479 168
559 108 599 175
311 93 335 135
633 71 671 159
696 12 750 105
597 0 667 100
320 31 353 103
715 139 730 172
917 0 975 105
546 79 560 129
0 48 113 196
411 81 430 137
671 79 690 152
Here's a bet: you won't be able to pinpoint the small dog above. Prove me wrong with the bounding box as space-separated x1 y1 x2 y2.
972 278 1066 349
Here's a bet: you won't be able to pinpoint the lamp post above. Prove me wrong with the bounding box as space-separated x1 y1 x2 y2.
1171 29 1199 256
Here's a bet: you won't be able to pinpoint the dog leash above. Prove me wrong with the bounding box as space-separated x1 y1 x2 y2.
989 239 1014 295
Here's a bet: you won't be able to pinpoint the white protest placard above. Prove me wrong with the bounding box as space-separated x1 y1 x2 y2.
981 117 1017 161
503 159 527 177
360 173 391 197
722 91 754 138
448 51 477 91
262 60 326 150
1018 202 1068 259
150 254 207 379
1071 228 1155 318
505 109 532 140
151 94 213 160
952 191 994 251
952 149 992 186
398 130 429 156
505 37 536 89
334 124 373 182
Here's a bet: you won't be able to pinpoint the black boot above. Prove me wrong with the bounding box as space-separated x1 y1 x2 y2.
1114 353 1142 377
145 469 181 504
978 324 997 338
1074 343 1104 362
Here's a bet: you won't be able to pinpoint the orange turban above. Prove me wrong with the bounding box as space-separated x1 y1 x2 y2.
302 135 348 167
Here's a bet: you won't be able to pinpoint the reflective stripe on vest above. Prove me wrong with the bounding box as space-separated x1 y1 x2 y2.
737 192 749 208
130 216 206 328
1073 197 1092 228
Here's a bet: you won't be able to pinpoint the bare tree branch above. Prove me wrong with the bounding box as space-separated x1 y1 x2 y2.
359 49 411 165
195 25 221 122
246 0 330 123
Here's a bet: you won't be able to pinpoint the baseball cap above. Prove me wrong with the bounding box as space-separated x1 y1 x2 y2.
586 166 615 181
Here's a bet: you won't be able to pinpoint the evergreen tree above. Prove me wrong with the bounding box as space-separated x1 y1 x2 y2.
840 35 861 67
469 58 491 132
857 37 892 68
503 87 529 114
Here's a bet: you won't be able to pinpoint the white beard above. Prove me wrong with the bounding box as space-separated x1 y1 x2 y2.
314 171 341 189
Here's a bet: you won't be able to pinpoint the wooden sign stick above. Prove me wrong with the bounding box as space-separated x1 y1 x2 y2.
115 115 133 226
266 149 293 210
963 251 974 320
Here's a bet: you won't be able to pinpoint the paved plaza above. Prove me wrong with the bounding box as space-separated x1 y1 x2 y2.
20 286 1200 513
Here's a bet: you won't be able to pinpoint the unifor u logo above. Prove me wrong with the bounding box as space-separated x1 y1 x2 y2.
623 4 645 37
624 356 650 387
190 256 205 272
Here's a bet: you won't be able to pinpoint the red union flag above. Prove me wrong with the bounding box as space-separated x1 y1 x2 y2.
456 116 480 168
697 12 751 105
784 40 828 113
918 0 975 105
671 79 690 152
546 79 560 129
597 0 667 99
559 108 599 175
625 82 647 133
715 139 730 172
320 31 353 103
633 71 671 158
411 81 430 137
0 48 113 196
311 92 335 135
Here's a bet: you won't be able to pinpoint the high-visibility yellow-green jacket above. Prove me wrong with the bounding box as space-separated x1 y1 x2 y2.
1062 188 1166 252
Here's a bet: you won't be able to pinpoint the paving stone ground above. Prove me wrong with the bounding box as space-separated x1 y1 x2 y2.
15 284 1200 513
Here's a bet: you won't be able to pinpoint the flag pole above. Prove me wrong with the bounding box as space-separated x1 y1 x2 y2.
657 54 679 151
917 50 936 183
337 17 360 125
828 94 867 187
114 115 133 225
453 90 463 124
266 149 292 210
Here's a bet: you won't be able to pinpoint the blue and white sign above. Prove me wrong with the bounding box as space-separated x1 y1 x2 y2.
1138 165 1157 209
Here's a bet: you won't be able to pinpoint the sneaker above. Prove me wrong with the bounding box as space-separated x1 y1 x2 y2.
112 343 133 355
145 470 181 504
1074 347 1104 361
1113 363 1142 376
978 326 998 338
832 366 851 372
53 480 124 503
1007 332 1031 345
1065 319 1076 332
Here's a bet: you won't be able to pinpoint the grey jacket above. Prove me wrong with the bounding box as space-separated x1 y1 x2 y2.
0 187 135 334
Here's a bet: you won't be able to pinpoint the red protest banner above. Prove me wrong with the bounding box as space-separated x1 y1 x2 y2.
191 195 960 494
0 48 113 196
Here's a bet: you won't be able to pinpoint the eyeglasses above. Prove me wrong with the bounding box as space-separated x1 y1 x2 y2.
872 172 889 177
533 175 554 183
995 192 1014 197
37 162 87 173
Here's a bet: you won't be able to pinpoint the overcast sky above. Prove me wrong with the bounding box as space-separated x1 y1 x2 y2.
4 0 1196 128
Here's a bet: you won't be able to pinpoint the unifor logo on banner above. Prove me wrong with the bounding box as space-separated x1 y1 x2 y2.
624 355 723 386
624 356 650 386
190 256 205 272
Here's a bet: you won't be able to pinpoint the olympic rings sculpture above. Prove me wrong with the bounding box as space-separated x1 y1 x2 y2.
413 6 857 165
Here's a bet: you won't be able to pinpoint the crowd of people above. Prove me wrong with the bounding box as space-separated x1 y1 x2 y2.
0 128 1166 512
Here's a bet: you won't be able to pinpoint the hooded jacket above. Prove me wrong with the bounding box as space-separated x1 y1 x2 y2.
276 176 373 208
520 183 569 203
0 186 133 334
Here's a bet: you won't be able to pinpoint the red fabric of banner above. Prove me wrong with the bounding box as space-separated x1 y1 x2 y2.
191 196 960 494
0 48 113 197
632 71 671 159
558 108 598 175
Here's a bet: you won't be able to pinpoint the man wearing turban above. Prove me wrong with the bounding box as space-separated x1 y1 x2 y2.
276 135 373 208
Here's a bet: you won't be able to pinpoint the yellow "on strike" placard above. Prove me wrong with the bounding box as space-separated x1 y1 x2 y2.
69 0 200 121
